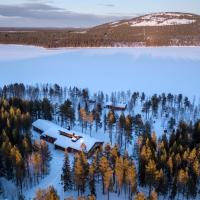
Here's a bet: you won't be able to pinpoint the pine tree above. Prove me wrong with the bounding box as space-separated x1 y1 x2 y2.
88 112 94 136
34 188 45 200
115 156 124 195
110 145 118 186
46 186 60 200
88 195 96 200
41 98 53 120
107 110 116 145
177 168 189 196
10 145 24 190
61 153 72 191
34 186 60 200
145 159 157 196
74 152 88 195
125 115 132 149
60 99 75 128
89 162 96 196
80 108 87 132
126 162 137 199
150 190 158 200
167 157 173 175
193 158 200 177
99 156 110 194
193 121 200 144
74 154 84 195
32 152 42 183
104 167 113 200
39 140 51 175
119 113 125 148
154 169 164 196
134 192 146 200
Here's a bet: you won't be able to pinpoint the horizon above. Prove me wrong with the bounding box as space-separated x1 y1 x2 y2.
0 0 200 27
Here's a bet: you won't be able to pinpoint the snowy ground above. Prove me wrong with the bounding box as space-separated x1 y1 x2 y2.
24 128 133 200
24 130 65 200
0 45 200 96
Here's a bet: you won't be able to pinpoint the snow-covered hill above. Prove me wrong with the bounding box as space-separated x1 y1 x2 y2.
110 12 197 27
1 12 200 47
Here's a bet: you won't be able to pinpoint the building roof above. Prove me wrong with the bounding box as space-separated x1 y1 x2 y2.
32 119 103 153
42 129 58 139
105 102 127 108
32 119 61 132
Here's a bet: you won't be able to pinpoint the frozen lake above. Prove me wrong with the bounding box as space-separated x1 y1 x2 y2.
0 44 200 96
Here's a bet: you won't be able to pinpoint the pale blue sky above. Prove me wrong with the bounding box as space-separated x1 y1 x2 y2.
0 0 200 27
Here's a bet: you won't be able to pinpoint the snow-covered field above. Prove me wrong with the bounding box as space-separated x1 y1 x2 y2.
0 45 200 97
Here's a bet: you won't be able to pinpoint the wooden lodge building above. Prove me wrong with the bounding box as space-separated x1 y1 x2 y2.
105 102 127 111
32 119 103 157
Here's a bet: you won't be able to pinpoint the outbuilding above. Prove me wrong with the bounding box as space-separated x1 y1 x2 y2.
105 102 127 111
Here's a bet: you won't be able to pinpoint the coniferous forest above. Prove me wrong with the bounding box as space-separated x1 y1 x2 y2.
1 83 200 200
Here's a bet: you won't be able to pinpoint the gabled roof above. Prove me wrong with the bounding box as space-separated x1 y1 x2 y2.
32 119 103 153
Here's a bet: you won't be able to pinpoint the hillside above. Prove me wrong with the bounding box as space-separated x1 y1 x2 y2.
0 12 200 47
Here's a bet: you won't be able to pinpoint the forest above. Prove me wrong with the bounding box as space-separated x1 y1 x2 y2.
0 16 200 48
0 83 200 200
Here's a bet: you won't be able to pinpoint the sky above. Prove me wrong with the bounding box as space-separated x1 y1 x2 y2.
0 0 200 27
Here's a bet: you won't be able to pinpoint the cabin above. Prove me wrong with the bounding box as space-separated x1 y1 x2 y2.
105 102 127 111
88 99 96 104
32 119 103 157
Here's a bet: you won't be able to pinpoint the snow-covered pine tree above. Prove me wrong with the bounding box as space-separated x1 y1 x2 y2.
61 152 72 191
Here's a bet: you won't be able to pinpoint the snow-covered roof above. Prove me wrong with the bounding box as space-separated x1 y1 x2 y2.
32 119 61 132
105 102 127 108
42 129 59 139
32 119 103 153
54 133 99 153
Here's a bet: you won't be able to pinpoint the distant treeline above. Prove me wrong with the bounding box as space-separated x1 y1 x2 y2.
0 20 200 48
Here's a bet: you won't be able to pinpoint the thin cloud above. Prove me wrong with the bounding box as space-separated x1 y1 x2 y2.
99 3 115 7
0 3 125 27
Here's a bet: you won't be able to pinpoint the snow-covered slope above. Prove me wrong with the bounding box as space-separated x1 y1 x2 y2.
110 12 197 27
85 12 200 46
1 12 199 47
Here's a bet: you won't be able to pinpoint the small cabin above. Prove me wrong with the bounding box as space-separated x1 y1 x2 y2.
105 102 127 111
88 99 96 104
